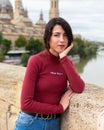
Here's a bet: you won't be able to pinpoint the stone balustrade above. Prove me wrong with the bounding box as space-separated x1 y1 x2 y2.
0 63 104 130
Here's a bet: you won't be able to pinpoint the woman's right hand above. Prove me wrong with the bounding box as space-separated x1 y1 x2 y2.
59 43 73 59
60 89 73 111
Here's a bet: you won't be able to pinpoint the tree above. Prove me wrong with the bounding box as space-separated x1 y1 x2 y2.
2 39 11 55
21 53 30 67
0 51 4 61
15 35 27 48
0 32 12 61
0 32 3 45
26 38 44 54
71 37 98 58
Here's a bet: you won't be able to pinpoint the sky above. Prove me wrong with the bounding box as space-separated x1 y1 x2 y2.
9 0 104 42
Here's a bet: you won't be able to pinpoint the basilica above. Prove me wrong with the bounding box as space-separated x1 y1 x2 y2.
0 0 59 46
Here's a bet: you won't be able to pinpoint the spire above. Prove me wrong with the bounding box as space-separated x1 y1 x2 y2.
49 0 59 20
40 10 44 21
36 11 46 25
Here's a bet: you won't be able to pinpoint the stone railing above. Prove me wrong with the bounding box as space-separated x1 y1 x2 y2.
0 63 104 130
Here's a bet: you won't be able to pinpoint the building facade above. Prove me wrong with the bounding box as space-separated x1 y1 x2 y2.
0 0 59 47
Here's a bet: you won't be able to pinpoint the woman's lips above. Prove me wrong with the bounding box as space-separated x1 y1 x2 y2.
58 45 65 48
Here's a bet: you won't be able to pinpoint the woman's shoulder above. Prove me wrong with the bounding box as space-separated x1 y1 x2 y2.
31 50 47 58
28 50 47 63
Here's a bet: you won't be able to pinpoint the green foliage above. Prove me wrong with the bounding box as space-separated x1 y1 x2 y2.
26 38 44 54
2 39 11 55
20 38 44 66
0 32 3 45
15 35 27 47
70 37 98 58
0 32 12 61
0 51 4 61
21 53 30 67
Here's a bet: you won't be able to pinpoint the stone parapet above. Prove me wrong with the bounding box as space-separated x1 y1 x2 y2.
0 63 104 130
61 84 104 130
0 63 25 130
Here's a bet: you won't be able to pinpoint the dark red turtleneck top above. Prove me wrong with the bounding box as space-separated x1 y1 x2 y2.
21 50 85 114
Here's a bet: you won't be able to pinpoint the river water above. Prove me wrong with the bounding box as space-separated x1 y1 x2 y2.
74 50 104 88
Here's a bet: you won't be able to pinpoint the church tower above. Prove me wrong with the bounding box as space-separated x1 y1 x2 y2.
12 0 32 26
15 0 23 10
14 0 23 19
49 0 59 20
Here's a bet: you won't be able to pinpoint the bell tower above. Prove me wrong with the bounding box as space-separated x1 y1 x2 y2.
49 0 59 20
14 0 23 19
15 0 23 10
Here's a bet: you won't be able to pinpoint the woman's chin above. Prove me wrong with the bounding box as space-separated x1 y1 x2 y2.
58 49 65 53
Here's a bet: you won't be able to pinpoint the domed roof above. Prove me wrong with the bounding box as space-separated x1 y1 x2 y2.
0 0 13 22
0 0 12 8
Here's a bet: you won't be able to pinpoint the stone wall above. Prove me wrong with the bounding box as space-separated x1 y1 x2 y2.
0 63 104 130
0 63 25 130
61 84 104 130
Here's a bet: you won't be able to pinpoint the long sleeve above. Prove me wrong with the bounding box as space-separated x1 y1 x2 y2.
21 55 64 114
60 56 85 93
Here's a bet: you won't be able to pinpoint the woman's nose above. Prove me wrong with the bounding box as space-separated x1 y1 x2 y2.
60 35 64 41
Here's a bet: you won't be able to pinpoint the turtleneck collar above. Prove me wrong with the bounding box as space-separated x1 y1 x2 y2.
44 50 60 61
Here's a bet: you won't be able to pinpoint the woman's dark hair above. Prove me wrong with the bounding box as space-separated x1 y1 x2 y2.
43 17 73 49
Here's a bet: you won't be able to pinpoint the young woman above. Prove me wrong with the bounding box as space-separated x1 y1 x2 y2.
14 17 85 130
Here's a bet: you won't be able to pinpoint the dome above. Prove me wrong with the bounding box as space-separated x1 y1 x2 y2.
0 0 13 22
0 0 12 8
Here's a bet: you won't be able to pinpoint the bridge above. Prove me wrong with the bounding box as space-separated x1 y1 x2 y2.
0 63 104 130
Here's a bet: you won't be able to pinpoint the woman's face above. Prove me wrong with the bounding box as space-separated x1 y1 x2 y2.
49 25 68 56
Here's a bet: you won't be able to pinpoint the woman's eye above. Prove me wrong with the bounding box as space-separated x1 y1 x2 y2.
52 33 68 38
53 34 60 37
